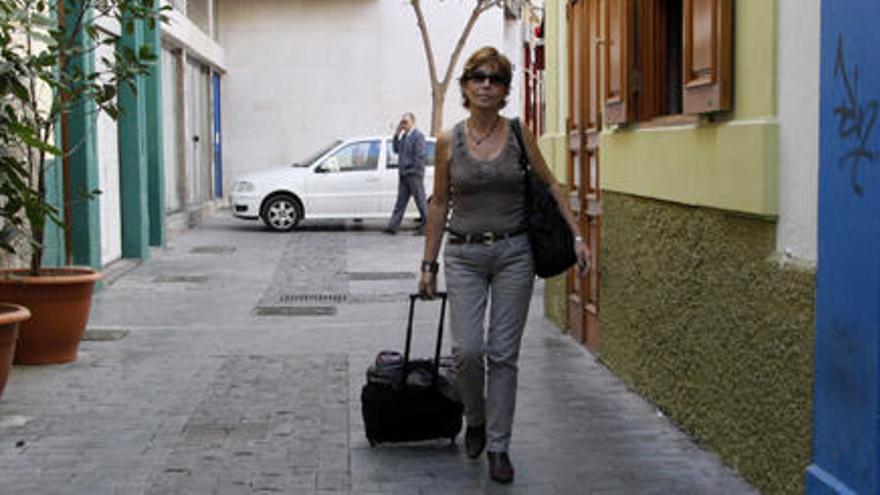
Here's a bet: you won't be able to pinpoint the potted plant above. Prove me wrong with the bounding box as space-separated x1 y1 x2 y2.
0 0 165 363
0 304 29 399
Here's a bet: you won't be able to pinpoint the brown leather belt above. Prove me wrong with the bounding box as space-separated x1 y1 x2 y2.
447 228 528 245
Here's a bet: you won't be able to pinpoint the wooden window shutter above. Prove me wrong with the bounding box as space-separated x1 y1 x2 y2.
604 0 635 124
636 0 662 121
682 0 732 113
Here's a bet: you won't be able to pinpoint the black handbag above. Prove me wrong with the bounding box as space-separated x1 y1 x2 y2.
510 119 577 278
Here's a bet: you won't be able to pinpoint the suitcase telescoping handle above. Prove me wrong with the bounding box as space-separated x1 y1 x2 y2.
402 292 448 388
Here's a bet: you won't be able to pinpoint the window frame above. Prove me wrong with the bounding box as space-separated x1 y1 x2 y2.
317 140 380 173
603 0 733 126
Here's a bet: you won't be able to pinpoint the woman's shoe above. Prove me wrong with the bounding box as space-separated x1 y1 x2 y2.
464 424 486 458
487 451 514 484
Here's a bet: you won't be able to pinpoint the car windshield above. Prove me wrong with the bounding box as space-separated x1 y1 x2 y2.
292 140 342 167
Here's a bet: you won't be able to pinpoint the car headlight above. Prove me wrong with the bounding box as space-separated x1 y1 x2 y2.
234 181 255 193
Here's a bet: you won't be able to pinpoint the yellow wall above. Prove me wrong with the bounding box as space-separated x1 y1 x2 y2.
601 0 779 216
602 121 779 215
732 0 777 120
538 0 567 180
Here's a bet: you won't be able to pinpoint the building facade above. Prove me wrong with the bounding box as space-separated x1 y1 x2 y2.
158 0 226 236
28 0 224 272
539 1 818 493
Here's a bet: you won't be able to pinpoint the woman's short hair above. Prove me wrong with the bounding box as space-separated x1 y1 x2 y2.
459 46 512 109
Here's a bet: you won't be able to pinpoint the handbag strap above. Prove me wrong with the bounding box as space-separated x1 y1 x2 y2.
510 118 530 173
510 118 535 208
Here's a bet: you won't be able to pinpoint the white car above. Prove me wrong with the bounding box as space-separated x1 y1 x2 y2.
230 136 436 231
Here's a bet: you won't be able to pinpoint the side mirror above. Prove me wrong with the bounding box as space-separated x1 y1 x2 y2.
321 156 340 173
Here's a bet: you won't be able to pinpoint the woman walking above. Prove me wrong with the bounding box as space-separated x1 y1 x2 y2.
418 46 590 483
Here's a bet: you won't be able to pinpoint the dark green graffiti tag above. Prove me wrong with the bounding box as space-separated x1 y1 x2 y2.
834 33 878 196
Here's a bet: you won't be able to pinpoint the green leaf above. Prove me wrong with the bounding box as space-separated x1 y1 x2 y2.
29 30 57 46
9 121 61 156
138 44 154 60
28 13 56 28
104 105 119 120
8 77 30 102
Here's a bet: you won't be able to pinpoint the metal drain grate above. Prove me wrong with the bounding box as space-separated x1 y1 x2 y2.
278 293 348 304
346 292 411 303
190 246 236 254
154 275 209 283
253 306 337 316
346 271 415 281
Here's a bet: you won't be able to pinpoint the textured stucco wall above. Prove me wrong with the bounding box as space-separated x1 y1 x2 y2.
600 192 814 495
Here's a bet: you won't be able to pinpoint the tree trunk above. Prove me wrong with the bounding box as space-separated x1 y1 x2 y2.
410 0 501 136
430 85 447 136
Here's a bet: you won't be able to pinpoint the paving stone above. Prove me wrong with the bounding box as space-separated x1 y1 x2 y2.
0 215 758 494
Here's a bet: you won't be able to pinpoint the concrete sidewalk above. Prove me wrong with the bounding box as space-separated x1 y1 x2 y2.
0 213 756 494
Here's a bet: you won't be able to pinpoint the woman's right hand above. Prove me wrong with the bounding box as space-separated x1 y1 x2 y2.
418 271 437 299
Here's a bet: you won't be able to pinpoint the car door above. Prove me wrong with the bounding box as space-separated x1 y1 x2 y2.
381 138 401 212
305 140 382 217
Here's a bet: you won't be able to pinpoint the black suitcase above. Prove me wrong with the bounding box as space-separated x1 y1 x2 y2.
361 292 464 446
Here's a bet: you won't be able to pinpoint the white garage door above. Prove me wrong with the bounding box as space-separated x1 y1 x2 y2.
163 47 183 213
96 36 122 265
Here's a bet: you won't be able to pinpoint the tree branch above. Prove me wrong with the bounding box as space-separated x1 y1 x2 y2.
59 0 93 77
439 2 484 89
25 8 39 192
478 0 504 15
411 0 439 88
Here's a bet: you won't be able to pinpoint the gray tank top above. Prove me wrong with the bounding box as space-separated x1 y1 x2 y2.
447 119 527 235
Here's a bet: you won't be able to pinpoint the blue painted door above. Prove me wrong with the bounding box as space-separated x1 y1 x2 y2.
213 72 223 198
808 1 880 493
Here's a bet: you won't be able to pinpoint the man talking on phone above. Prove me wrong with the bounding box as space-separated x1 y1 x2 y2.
384 112 428 235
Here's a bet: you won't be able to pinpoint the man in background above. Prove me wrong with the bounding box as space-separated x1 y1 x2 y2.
384 112 428 235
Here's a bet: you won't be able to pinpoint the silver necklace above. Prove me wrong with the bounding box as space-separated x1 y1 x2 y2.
467 117 500 146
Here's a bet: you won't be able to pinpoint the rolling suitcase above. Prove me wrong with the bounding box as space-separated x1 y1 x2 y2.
361 292 464 446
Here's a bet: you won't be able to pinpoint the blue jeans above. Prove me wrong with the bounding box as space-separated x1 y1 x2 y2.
443 233 534 453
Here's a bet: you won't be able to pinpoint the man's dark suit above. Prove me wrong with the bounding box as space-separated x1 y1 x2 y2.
385 128 428 233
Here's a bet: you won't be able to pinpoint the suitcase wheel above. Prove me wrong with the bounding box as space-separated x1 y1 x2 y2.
368 439 376 448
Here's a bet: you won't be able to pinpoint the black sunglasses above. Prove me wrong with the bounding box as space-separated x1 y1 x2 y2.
464 71 508 86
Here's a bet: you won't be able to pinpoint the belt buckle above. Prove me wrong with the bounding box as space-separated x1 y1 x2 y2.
482 231 496 245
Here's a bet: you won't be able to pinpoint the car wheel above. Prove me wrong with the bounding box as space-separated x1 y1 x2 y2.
261 194 302 232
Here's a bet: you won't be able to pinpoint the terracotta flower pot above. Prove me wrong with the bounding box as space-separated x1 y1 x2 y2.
0 303 30 399
0 267 101 364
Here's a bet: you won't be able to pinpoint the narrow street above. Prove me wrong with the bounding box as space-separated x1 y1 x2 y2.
0 212 756 494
